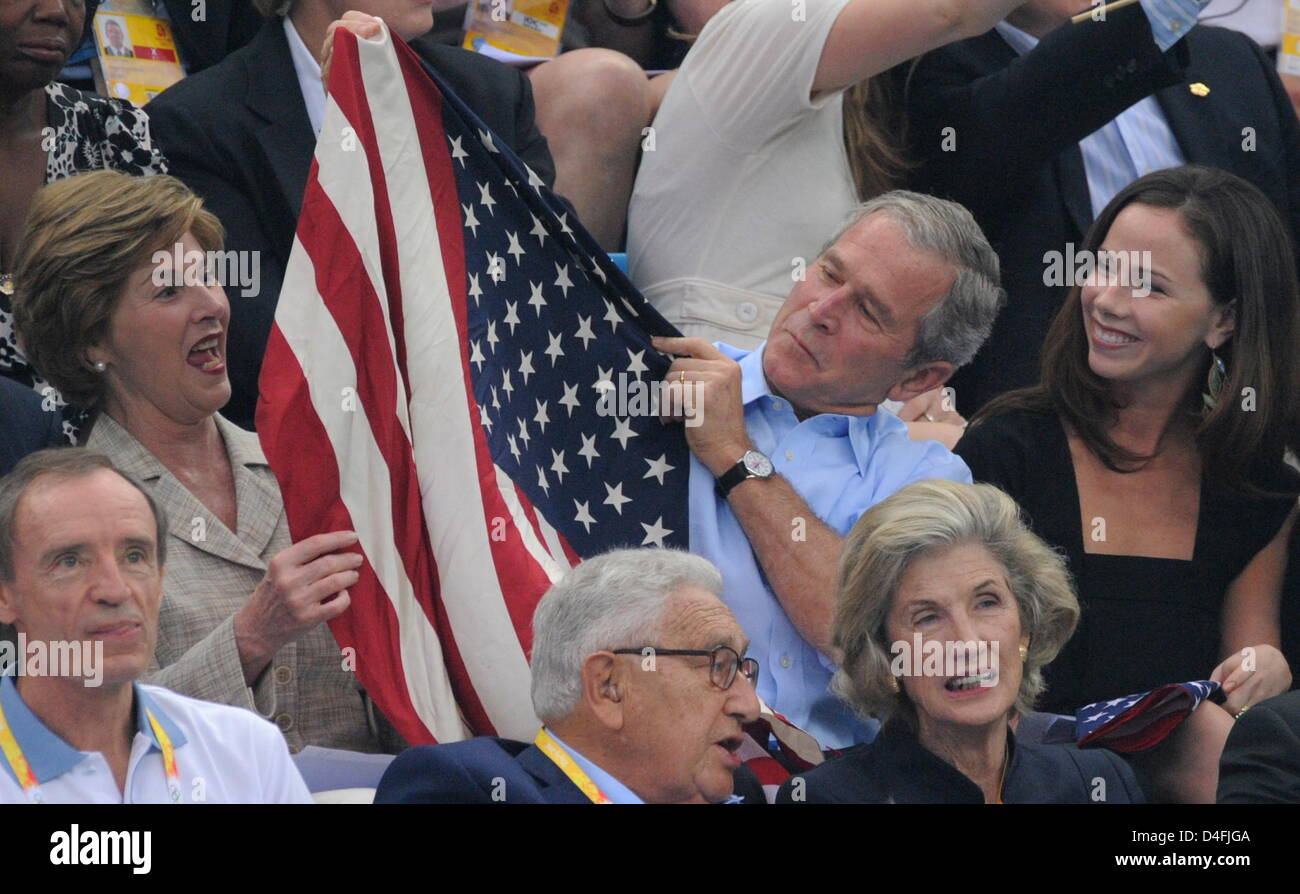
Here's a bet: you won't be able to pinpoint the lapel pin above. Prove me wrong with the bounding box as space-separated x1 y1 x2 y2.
1189 82 1210 97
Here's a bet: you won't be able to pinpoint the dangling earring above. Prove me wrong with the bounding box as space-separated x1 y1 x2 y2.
1202 351 1226 411
93 361 107 372
1018 643 1028 663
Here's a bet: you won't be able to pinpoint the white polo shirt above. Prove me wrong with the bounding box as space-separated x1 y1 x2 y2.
0 676 313 804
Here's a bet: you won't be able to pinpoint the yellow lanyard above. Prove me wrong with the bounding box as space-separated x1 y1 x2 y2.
0 698 41 802
534 728 612 804
0 696 182 803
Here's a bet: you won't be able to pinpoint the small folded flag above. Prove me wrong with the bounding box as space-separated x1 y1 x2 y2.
1076 680 1220 753
737 700 828 802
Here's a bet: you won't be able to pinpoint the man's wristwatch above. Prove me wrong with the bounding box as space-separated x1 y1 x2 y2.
715 450 774 499
603 0 657 26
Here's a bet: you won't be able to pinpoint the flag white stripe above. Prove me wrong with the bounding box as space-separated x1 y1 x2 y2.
492 464 565 584
278 236 468 743
353 32 538 739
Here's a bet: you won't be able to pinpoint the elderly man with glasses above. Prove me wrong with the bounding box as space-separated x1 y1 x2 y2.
375 548 766 804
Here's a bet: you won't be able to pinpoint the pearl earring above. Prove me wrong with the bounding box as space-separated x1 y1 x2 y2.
93 361 107 372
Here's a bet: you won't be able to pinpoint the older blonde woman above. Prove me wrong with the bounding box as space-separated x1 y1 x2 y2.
12 171 394 754
778 479 1142 803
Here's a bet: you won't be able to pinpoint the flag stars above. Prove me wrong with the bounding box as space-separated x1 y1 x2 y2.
554 263 574 298
501 368 513 400
477 181 496 216
449 135 468 167
469 340 485 372
603 481 632 516
640 517 673 548
602 299 623 333
558 213 574 237
593 366 614 394
486 320 499 354
610 415 637 449
577 432 600 468
558 382 580 416
625 348 648 378
506 433 520 461
544 331 564 366
486 252 505 283
533 399 550 432
573 499 597 533
528 281 547 317
550 448 569 483
478 128 499 153
517 417 531 450
518 350 535 385
536 465 550 497
502 300 521 335
506 230 525 265
490 385 500 411
479 404 493 433
529 213 547 247
525 164 545 193
467 272 483 305
574 315 596 349
643 453 675 485
461 203 480 237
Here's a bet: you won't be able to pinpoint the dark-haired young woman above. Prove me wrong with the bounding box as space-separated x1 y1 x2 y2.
955 165 1300 721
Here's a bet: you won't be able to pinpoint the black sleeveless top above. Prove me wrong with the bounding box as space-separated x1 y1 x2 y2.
955 408 1298 714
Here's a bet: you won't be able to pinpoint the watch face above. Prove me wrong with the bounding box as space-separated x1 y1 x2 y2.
743 450 773 477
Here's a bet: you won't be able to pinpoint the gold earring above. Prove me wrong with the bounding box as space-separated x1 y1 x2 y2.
887 674 900 693
1018 643 1028 662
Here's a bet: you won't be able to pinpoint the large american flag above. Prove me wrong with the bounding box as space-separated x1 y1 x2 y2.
256 25 689 745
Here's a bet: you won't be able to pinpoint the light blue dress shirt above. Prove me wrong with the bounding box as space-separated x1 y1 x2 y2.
995 0 1207 217
689 343 972 749
547 729 644 804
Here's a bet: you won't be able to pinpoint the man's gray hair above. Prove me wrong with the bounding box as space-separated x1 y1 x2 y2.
822 190 1005 369
530 548 724 723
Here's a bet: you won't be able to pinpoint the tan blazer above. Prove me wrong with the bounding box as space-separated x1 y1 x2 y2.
87 413 391 754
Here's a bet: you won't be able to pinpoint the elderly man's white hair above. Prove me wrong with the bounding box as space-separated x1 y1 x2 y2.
530 548 724 723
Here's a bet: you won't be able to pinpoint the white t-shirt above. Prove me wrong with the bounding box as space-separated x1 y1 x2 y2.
627 0 856 349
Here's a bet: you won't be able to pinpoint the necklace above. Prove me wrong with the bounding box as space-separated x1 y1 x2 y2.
992 741 1010 804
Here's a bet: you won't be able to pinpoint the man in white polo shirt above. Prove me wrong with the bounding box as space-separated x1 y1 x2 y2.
0 449 311 804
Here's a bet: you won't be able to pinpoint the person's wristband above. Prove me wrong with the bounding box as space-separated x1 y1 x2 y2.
604 0 657 26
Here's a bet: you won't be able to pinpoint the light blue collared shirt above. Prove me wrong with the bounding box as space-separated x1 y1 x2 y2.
995 0 1207 217
546 729 644 804
689 343 972 749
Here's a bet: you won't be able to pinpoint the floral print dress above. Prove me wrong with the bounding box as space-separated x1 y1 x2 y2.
0 82 169 442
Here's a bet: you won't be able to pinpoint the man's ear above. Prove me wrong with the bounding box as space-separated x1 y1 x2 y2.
1206 300 1236 351
579 652 625 732
0 580 19 626
886 361 955 404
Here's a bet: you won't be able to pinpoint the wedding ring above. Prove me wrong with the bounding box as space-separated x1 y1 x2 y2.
924 412 937 423
678 370 687 384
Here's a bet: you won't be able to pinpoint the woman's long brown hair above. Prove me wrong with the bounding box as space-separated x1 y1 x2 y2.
971 165 1300 496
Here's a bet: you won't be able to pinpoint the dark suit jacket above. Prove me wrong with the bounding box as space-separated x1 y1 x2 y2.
1217 690 1300 803
160 0 262 74
774 719 1144 803
0 377 66 476
374 736 768 804
896 7 1300 411
146 19 557 430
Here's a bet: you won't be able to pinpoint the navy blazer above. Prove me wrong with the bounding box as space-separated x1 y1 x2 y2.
0 377 66 476
1217 690 1300 803
145 19 557 430
374 736 768 804
775 719 1144 804
895 8 1300 411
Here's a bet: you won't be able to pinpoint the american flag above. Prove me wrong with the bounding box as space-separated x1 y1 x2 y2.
256 24 688 745
1075 680 1220 753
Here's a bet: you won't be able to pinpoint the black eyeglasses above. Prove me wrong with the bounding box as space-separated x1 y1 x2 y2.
612 645 760 691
